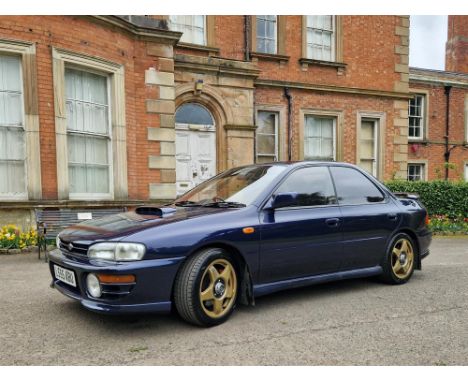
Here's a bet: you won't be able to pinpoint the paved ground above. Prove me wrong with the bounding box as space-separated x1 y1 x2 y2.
0 237 467 365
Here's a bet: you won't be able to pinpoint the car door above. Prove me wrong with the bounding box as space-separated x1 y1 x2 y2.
259 166 343 283
329 166 401 270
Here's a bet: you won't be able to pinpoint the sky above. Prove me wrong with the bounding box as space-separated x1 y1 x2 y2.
409 15 448 70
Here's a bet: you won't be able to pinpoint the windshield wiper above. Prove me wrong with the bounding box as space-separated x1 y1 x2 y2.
174 200 203 207
201 201 246 208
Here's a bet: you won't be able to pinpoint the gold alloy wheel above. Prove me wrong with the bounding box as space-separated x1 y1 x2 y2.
199 259 237 319
391 238 414 279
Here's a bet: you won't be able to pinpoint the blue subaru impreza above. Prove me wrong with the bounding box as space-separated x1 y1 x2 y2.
49 162 431 326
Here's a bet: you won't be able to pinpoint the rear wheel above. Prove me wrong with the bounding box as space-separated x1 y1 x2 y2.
380 233 416 284
174 248 238 326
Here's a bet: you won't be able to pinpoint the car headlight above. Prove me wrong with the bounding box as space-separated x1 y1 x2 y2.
88 242 146 261
56 235 61 248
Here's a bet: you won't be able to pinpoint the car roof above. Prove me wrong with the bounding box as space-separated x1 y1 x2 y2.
248 161 358 168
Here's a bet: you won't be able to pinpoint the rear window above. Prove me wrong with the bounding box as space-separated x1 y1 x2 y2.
330 166 385 205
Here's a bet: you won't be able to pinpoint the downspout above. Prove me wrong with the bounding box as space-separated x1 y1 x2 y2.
284 87 292 161
246 16 256 162
244 16 250 61
444 85 452 180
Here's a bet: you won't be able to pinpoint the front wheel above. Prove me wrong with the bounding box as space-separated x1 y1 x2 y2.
380 233 416 284
174 248 238 326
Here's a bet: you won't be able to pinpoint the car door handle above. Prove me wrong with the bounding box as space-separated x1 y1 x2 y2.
387 214 398 221
325 218 341 227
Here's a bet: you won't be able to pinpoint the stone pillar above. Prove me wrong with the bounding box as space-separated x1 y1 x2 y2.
145 43 177 200
393 16 410 179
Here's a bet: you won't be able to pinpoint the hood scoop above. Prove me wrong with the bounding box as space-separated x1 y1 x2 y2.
134 206 177 217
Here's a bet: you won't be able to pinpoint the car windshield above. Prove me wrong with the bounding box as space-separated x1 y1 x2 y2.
175 165 286 207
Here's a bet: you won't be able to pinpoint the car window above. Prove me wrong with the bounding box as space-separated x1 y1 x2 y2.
330 166 385 205
275 166 337 207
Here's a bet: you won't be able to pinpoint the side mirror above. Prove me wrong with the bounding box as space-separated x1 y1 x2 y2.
367 196 385 203
268 192 299 209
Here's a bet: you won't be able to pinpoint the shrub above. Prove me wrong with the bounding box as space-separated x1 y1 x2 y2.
0 225 38 250
385 180 468 218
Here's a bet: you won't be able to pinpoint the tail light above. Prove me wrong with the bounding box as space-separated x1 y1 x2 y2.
425 213 430 226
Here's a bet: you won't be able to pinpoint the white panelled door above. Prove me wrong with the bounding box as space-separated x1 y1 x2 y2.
175 124 216 196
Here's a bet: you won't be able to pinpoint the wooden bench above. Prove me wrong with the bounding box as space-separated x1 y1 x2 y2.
35 208 127 261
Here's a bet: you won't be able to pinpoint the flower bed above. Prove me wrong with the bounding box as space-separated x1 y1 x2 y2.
0 225 38 254
428 215 468 235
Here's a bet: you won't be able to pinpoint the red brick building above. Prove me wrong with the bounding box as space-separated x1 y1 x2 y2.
0 15 466 228
407 15 468 182
408 68 467 181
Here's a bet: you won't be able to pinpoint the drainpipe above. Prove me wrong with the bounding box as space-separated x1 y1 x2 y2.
284 87 292 161
444 85 452 180
244 16 250 61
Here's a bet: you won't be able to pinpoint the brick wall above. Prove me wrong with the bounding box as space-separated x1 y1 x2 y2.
446 16 468 73
0 15 174 201
255 87 398 179
408 78 468 180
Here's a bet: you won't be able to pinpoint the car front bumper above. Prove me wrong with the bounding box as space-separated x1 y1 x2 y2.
48 249 184 314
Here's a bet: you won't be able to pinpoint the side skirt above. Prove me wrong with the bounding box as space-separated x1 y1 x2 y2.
253 266 383 298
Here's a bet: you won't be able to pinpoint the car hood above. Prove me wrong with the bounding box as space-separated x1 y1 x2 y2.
57 206 230 243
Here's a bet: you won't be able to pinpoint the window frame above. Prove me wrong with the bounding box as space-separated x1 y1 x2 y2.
250 16 287 58
263 165 339 211
305 16 336 62
408 93 426 141
329 165 388 207
255 110 279 163
0 52 27 200
464 95 468 143
0 39 41 201
169 15 207 46
52 47 128 201
358 118 379 177
255 15 278 55
303 115 337 161
407 163 425 181
355 111 386 180
65 65 114 200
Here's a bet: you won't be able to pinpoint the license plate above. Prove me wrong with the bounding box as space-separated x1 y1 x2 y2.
54 265 77 287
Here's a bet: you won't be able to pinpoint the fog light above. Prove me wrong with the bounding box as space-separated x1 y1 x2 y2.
86 273 102 298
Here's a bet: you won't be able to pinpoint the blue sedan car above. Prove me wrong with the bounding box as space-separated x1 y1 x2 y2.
49 162 431 326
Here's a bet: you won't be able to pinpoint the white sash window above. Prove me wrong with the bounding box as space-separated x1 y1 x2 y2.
169 16 206 45
304 116 336 161
0 54 26 198
65 68 111 198
306 16 335 61
256 16 277 54
409 94 425 140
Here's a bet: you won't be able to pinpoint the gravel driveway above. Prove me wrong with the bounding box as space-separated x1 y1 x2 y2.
0 236 467 365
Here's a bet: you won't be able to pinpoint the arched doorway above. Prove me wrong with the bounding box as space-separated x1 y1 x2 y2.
175 103 216 196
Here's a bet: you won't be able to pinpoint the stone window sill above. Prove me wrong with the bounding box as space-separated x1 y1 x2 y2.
408 138 428 144
176 42 220 55
299 58 347 74
250 51 290 64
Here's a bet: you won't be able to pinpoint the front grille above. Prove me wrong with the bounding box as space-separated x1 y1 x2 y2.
59 240 89 256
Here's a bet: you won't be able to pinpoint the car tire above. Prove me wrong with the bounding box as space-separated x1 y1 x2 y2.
174 248 239 327
379 233 416 285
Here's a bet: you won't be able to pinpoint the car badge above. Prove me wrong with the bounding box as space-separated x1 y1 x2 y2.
68 243 74 251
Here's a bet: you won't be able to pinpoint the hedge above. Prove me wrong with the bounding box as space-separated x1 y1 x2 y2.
385 180 468 218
